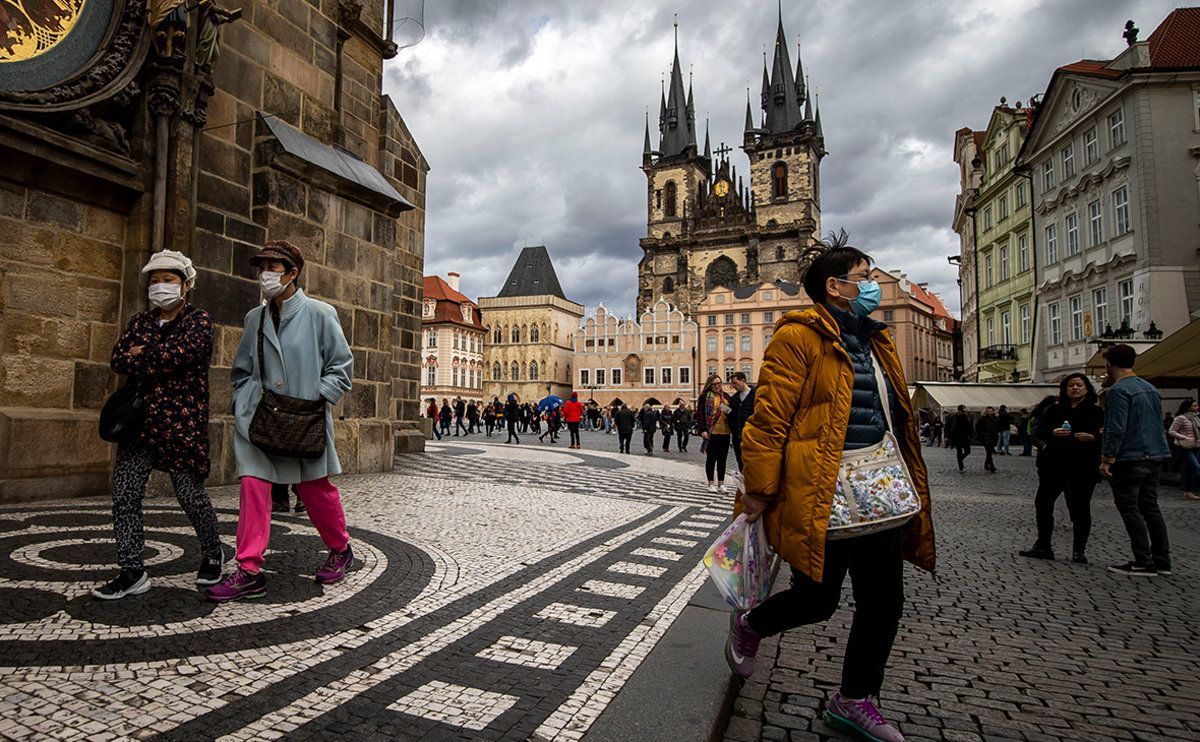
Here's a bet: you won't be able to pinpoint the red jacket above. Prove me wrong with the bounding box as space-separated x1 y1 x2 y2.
562 399 584 423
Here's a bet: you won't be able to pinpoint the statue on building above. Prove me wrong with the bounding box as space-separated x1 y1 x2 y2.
149 0 189 59
195 0 241 73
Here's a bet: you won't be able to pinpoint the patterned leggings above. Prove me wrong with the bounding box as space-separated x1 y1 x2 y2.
111 444 221 572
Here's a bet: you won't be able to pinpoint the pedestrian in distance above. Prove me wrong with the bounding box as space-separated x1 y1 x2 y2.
207 241 354 602
976 406 999 473
673 403 692 452
660 402 674 452
92 250 224 600
947 404 973 470
563 392 584 449
728 371 757 469
729 231 932 742
613 401 635 453
426 398 442 441
453 396 467 436
467 401 480 434
439 399 452 437
1018 407 1035 456
1018 373 1103 564
997 404 1012 455
697 375 733 492
639 403 659 455
931 417 943 448
504 394 521 444
483 402 496 437
1168 399 1200 500
1100 344 1172 577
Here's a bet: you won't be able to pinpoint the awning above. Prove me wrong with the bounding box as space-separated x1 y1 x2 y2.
911 382 1059 415
1135 319 1200 387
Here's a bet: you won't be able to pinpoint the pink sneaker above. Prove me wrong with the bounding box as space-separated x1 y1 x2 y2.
205 567 266 603
724 612 761 678
825 692 905 742
315 545 353 584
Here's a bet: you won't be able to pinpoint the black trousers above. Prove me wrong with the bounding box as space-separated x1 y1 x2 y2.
1033 469 1098 553
568 422 580 446
618 430 632 453
1110 460 1170 569
732 431 744 469
455 416 467 435
747 528 904 699
983 443 996 471
954 442 971 469
642 428 656 452
705 434 730 482
662 429 672 451
676 429 689 451
506 419 520 443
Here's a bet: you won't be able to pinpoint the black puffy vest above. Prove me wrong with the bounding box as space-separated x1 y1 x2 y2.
828 306 897 450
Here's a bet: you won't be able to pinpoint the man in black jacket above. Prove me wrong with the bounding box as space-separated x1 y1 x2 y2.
976 406 1000 473
453 397 467 436
728 372 757 469
947 404 973 471
639 404 660 455
613 402 635 454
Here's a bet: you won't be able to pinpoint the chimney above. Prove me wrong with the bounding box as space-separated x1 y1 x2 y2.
446 272 461 292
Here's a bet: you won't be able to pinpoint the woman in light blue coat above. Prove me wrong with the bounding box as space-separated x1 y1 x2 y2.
207 241 355 602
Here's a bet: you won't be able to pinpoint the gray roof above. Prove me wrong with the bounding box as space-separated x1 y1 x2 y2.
657 30 698 158
497 246 567 299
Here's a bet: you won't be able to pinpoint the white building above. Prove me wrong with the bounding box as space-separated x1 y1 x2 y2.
421 273 485 404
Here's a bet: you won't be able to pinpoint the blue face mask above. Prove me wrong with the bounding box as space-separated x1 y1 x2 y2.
838 278 882 317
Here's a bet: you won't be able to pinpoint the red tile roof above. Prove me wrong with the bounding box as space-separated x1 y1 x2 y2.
1148 7 1200 68
1057 59 1123 79
424 275 472 304
422 275 484 330
971 131 986 155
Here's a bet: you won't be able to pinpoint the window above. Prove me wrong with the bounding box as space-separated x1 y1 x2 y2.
1018 234 1029 273
706 336 717 353
1088 199 1103 245
763 291 774 301
529 361 539 381
1109 109 1125 147
1015 181 1027 207
594 368 604 385
511 361 520 380
724 335 735 353
580 369 589 386
1045 224 1058 263
1000 245 1010 281
741 365 752 378
1069 295 1083 341
724 314 734 325
1113 185 1129 235
612 368 623 385
763 311 774 323
986 316 995 346
772 162 788 199
740 313 751 324
775 246 785 261
644 367 655 385
530 325 539 342
983 207 993 231
1119 279 1134 324
493 327 502 343
984 252 994 287
1043 160 1055 191
1084 127 1099 163
1093 287 1107 333
425 366 436 386
1020 303 1031 343
426 331 437 348
763 332 773 346
1049 303 1061 344
1001 311 1012 345
452 334 459 350
724 366 734 381
883 309 895 322
1065 212 1079 256
998 141 1010 164
1061 144 1075 178
511 326 520 342
679 367 689 385
661 367 672 385
706 315 717 326
493 362 501 380
664 181 677 217
740 334 752 353
999 194 1008 219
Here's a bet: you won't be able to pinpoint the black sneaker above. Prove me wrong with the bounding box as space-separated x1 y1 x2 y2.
196 547 225 586
294 499 306 514
271 499 289 513
91 569 150 600
1019 548 1054 560
1072 552 1088 564
1155 564 1172 576
1107 562 1156 577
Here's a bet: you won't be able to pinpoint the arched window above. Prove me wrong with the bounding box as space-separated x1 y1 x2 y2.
530 325 539 342
511 361 520 381
664 181 677 217
511 326 520 343
663 276 674 293
775 245 785 261
705 256 739 292
493 326 502 344
529 361 539 380
772 162 788 200
493 362 501 380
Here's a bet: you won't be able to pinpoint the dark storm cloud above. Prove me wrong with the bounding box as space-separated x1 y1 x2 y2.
384 0 1179 317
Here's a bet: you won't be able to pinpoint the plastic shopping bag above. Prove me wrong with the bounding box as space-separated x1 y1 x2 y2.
703 512 776 610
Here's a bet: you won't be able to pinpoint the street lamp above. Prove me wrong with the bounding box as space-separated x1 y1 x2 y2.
1144 321 1163 341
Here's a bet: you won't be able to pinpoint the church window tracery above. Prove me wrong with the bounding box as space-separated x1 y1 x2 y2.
664 181 677 217
772 162 788 200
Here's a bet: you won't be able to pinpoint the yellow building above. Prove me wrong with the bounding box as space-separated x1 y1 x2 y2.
480 247 583 402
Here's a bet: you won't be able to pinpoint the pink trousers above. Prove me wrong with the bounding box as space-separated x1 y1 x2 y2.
235 476 350 573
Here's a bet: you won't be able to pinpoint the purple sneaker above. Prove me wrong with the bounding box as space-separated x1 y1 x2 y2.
205 567 266 603
315 544 353 585
724 612 761 678
825 692 905 742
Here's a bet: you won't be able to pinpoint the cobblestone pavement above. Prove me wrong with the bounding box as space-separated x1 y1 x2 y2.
0 430 732 741
723 446 1200 742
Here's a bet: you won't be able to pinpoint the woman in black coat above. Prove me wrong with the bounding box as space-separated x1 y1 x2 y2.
1019 373 1104 564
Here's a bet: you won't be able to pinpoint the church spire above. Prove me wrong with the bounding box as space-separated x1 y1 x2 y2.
815 93 824 139
762 4 805 134
744 87 755 135
644 111 652 155
703 118 712 160
658 15 697 158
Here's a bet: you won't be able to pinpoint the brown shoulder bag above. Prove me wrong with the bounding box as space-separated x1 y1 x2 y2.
248 306 328 459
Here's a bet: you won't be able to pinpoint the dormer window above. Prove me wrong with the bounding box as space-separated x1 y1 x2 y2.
460 305 472 323
422 300 435 318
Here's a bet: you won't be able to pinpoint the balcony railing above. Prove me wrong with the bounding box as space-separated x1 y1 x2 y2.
980 344 1017 361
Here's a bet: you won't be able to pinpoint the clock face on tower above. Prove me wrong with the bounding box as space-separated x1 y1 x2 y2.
0 0 114 92
713 180 730 197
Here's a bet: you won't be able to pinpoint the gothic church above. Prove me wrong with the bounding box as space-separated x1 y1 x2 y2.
637 10 826 316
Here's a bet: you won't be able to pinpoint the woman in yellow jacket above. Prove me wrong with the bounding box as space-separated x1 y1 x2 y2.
727 232 934 742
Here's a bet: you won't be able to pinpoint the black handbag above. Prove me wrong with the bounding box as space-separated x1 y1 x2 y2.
248 306 328 459
99 381 145 444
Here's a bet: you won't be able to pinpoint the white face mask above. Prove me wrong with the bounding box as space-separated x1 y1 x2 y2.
259 270 289 298
148 283 183 310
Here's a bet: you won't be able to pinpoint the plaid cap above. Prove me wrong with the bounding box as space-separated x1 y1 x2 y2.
249 240 305 273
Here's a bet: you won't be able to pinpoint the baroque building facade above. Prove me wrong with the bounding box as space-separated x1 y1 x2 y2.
480 246 582 403
572 300 698 409
1016 9 1200 381
0 1 428 501
636 10 825 318
952 128 985 381
421 273 484 405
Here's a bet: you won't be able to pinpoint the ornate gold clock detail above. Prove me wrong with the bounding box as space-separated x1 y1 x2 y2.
0 0 89 62
713 179 730 198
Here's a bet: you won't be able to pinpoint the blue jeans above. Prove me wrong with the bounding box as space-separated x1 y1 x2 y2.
1182 449 1200 492
1109 460 1170 568
998 430 1011 454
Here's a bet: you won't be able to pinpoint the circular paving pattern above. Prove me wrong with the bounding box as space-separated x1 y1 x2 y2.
0 504 435 666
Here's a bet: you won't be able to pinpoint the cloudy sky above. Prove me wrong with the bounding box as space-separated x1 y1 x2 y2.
383 0 1178 318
